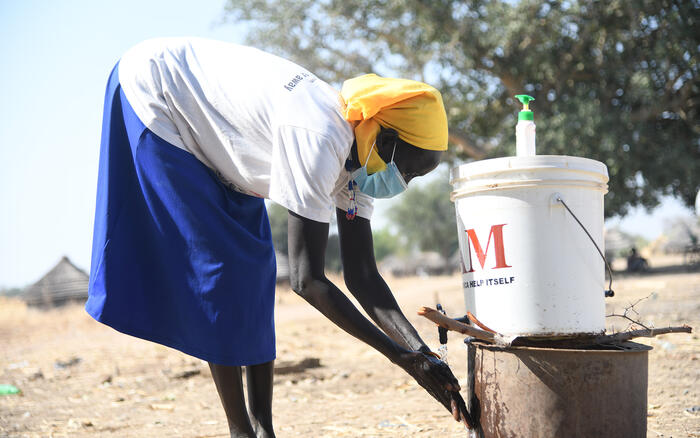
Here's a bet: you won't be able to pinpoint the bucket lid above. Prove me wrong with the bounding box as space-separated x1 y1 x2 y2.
450 155 609 184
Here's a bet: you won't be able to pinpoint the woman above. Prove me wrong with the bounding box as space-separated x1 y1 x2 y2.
86 37 470 437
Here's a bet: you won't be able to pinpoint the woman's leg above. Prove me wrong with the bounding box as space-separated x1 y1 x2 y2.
245 360 275 438
208 363 256 437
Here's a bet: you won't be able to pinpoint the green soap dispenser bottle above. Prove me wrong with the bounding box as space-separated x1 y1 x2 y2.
515 94 536 156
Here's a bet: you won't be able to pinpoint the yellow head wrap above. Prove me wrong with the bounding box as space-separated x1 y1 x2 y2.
340 74 448 174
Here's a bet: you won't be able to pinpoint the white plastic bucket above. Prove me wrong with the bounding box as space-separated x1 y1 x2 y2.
450 155 609 337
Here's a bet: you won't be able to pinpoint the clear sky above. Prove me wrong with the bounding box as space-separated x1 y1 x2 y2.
0 0 242 288
0 1 695 288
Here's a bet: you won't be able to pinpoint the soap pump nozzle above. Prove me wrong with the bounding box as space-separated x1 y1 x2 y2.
514 94 536 156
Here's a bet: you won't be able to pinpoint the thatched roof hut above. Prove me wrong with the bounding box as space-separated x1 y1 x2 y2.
604 227 637 257
378 251 453 277
23 256 89 308
660 218 700 253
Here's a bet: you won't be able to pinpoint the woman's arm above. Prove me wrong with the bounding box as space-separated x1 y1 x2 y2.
286 210 471 427
335 208 428 351
286 210 406 360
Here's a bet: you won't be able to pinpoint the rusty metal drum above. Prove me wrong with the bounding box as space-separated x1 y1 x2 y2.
473 342 651 438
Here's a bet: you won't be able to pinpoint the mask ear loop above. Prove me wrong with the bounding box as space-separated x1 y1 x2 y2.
390 140 397 163
363 139 377 168
347 136 386 221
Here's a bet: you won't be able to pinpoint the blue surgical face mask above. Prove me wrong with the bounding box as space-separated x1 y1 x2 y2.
351 141 407 199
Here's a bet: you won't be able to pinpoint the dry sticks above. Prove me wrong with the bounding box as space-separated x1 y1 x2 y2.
417 306 692 349
417 307 514 347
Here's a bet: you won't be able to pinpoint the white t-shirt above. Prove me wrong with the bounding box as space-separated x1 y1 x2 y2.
118 37 373 223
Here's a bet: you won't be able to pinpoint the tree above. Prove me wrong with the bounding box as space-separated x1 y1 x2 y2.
388 171 459 268
266 202 289 255
372 228 404 262
266 202 343 272
224 0 699 217
325 233 343 272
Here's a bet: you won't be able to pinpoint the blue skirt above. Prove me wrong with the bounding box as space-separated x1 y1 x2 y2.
86 63 277 366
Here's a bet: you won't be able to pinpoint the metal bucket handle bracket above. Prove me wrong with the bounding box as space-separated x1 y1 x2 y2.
551 193 614 298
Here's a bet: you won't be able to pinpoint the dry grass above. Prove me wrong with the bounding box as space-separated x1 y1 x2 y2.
1 259 698 437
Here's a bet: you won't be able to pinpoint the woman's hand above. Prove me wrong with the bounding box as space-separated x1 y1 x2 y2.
394 350 475 429
288 212 476 427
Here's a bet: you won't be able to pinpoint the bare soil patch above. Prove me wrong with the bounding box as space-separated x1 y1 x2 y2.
1 256 698 437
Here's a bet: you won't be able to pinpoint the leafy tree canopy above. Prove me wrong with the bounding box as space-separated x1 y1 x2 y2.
388 171 459 265
267 201 289 255
372 228 404 262
266 202 344 272
225 0 699 217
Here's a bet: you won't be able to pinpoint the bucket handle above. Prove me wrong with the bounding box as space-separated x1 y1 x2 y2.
554 195 615 298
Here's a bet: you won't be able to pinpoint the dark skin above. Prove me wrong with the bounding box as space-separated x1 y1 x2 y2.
209 128 471 437
209 362 275 437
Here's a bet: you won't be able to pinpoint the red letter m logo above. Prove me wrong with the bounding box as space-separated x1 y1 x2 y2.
464 224 511 272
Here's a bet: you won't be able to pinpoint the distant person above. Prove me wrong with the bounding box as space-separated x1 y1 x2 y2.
85 37 471 437
626 247 649 273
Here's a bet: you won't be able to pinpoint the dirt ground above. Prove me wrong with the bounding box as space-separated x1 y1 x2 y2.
1 255 698 437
